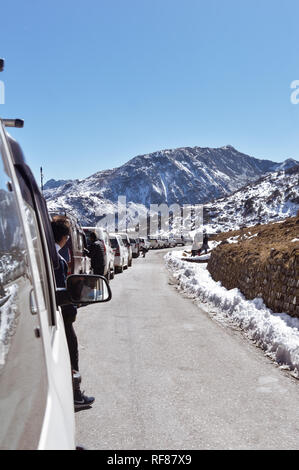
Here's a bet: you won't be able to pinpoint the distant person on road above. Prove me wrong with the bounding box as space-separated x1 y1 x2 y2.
87 231 105 276
51 218 95 410
141 246 147 257
201 231 209 254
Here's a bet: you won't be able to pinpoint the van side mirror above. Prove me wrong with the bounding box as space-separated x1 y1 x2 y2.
56 274 112 306
67 274 112 303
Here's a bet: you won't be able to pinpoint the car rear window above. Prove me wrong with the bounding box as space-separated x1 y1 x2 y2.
110 238 118 249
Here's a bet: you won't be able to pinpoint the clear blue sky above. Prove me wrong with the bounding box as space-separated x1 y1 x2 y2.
1 0 299 182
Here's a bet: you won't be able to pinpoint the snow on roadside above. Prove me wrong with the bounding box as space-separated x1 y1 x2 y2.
165 250 299 377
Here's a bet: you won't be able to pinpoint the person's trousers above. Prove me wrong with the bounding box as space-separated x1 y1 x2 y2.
61 310 79 372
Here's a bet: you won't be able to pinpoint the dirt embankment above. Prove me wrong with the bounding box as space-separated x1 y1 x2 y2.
207 216 299 317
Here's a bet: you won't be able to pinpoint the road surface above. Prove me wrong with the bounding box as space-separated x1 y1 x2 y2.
75 248 299 450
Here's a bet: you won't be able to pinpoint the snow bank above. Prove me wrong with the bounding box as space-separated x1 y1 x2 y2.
165 251 299 376
182 253 211 261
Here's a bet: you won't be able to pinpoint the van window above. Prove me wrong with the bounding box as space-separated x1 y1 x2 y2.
0 142 48 449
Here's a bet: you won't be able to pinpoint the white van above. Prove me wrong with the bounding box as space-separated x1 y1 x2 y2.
0 113 111 449
118 232 133 267
129 237 140 257
109 233 129 273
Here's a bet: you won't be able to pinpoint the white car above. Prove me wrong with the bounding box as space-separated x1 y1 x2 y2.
161 238 170 248
118 232 133 267
156 236 165 249
129 237 140 258
109 233 129 273
173 237 185 246
148 237 159 249
83 227 115 281
168 237 177 248
139 237 150 251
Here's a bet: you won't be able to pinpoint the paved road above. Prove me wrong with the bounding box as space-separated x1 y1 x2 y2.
75 248 299 450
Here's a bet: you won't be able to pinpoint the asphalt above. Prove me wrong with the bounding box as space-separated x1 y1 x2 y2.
75 248 299 450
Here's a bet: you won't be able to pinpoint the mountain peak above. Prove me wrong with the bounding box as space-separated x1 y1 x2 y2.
220 145 236 150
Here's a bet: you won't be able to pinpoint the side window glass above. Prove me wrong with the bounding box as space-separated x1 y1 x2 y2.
0 142 47 449
23 202 54 326
77 232 83 251
72 227 77 249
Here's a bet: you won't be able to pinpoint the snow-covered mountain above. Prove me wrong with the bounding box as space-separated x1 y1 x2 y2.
44 145 298 227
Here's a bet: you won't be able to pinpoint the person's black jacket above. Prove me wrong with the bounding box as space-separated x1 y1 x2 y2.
203 234 209 246
54 255 68 288
54 253 77 322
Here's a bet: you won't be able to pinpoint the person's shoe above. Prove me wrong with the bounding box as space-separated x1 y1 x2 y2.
74 390 95 410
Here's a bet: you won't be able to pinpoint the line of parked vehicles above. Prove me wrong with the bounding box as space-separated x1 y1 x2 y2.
47 213 189 282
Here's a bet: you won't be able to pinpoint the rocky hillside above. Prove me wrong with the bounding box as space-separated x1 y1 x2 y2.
203 164 299 233
207 216 299 317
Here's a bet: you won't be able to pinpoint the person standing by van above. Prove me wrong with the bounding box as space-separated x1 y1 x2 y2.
87 231 105 275
51 219 95 410
201 231 209 254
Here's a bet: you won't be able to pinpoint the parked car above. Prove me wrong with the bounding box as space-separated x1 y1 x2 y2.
50 212 91 275
118 232 133 267
156 236 165 249
109 233 129 273
173 236 185 246
0 110 111 449
184 236 193 245
161 237 170 248
83 227 115 281
148 237 159 249
139 237 150 251
129 237 140 258
168 237 177 248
